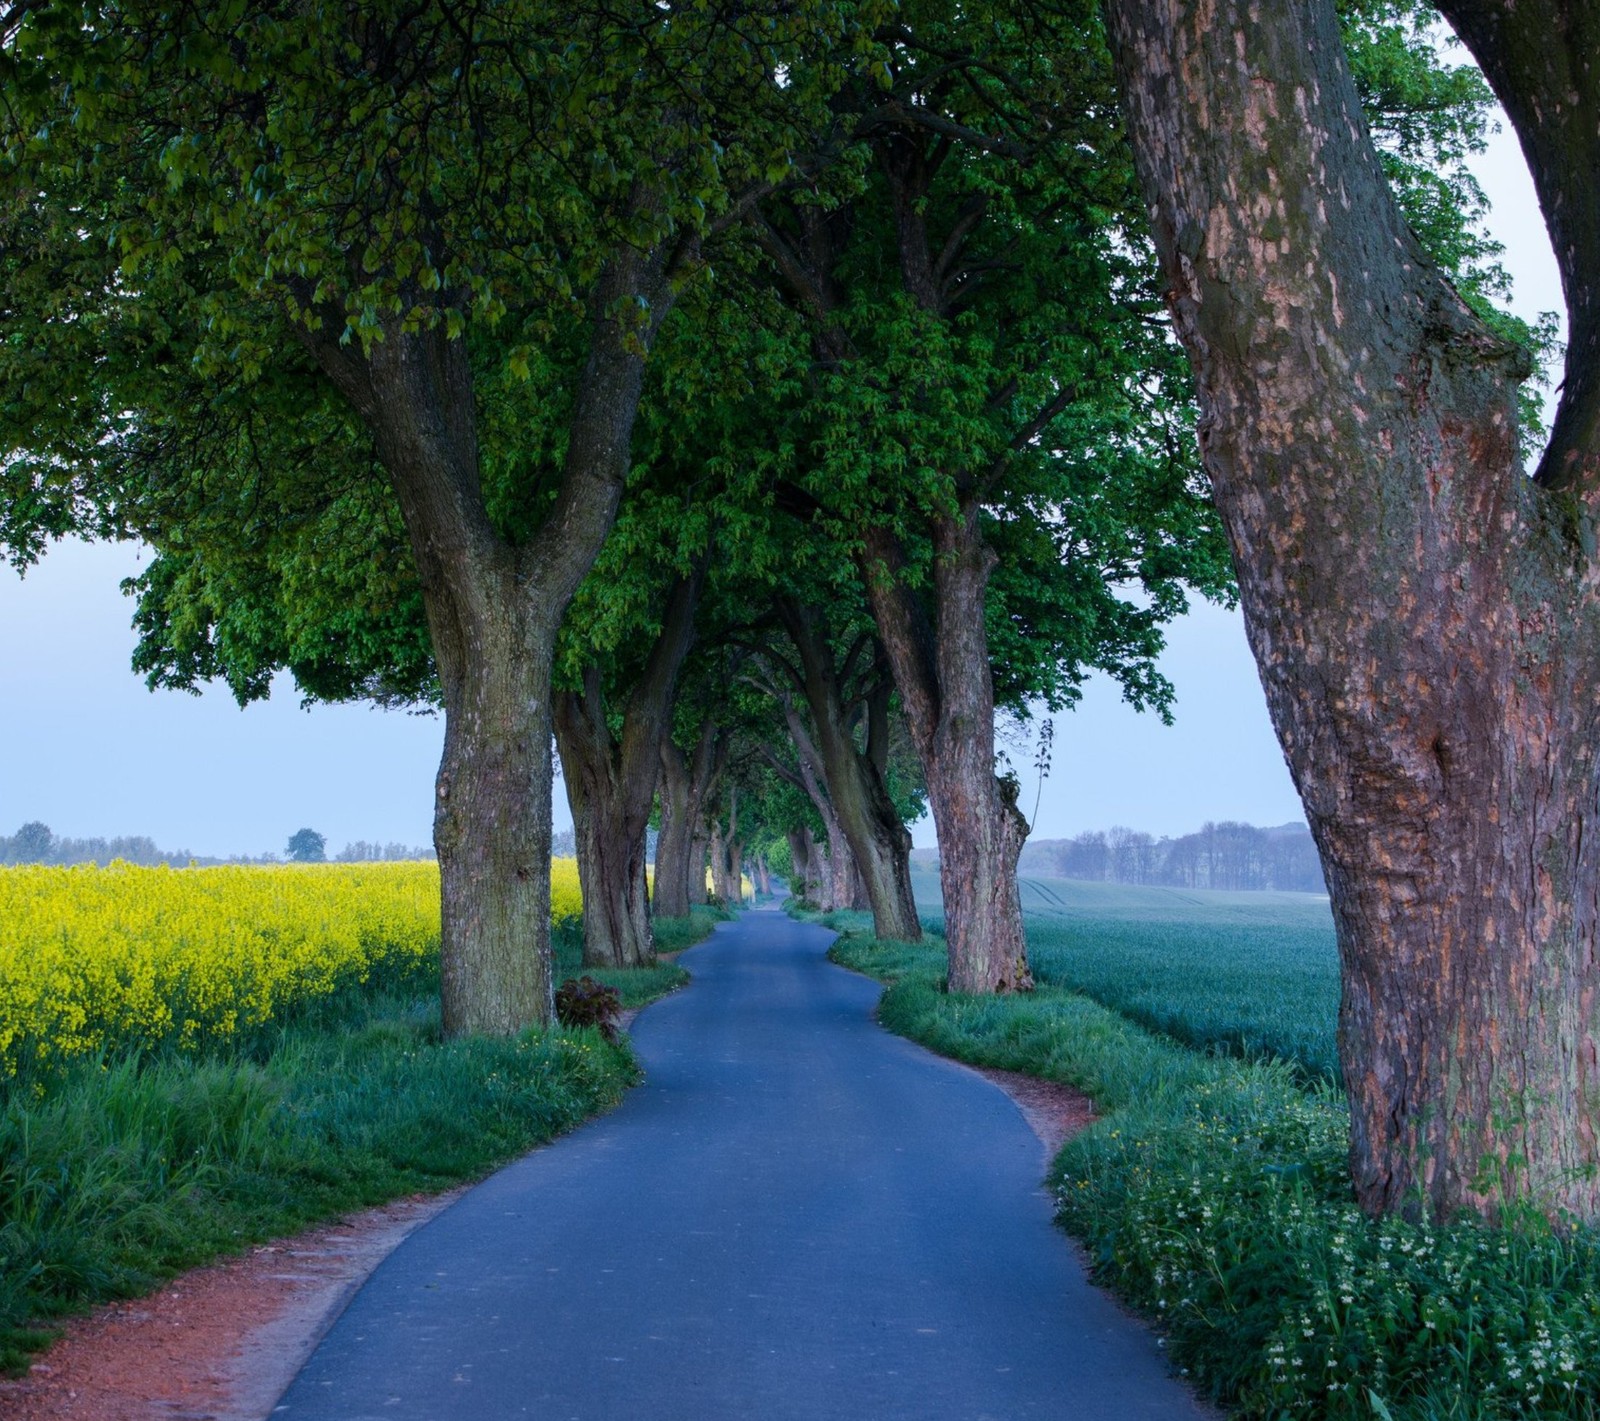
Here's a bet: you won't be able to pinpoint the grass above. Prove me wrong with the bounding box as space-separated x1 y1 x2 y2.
0 917 707 1374
825 912 1600 1421
910 868 1342 1081
545 902 727 1011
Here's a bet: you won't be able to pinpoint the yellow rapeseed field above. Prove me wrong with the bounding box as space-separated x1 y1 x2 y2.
0 859 586 1079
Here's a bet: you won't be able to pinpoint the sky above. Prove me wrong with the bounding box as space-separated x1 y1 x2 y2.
0 93 1566 859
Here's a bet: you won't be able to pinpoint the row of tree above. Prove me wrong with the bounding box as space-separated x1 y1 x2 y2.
0 821 437 866
3 0 1592 1223
1021 821 1326 893
0 821 197 868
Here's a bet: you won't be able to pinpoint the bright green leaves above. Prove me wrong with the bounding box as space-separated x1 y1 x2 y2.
1339 0 1560 454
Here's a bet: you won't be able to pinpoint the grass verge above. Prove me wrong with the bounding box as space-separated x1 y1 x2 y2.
827 923 1600 1421
545 902 728 1010
0 943 690 1374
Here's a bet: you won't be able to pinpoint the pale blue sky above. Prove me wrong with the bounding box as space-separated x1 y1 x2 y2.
0 108 1564 858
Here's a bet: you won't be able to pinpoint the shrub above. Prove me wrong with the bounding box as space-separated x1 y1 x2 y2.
554 976 623 1043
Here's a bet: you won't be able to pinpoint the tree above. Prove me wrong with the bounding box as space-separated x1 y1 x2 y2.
286 828 327 864
555 568 705 968
754 0 1230 992
9 821 53 863
1 1 859 1035
655 716 728 919
1100 0 1592 1219
744 600 928 934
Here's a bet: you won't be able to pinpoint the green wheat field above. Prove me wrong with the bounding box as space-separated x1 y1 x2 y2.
911 867 1341 1081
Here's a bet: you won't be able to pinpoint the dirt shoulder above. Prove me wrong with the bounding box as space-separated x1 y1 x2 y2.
0 1190 461 1421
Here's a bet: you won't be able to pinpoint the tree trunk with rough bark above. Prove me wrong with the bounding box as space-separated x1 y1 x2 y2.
300 249 667 1034
654 740 695 920
786 828 812 903
557 711 653 969
689 826 710 906
775 600 922 940
754 855 771 897
655 719 724 918
863 516 1032 993
707 819 726 903
553 573 703 967
808 831 834 910
1105 0 1600 1220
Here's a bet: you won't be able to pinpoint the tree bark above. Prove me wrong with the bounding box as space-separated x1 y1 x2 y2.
299 246 669 1034
654 738 695 919
707 819 726 903
754 855 771 897
689 825 711 906
654 718 724 918
805 828 832 909
776 599 921 940
863 516 1032 993
554 572 704 967
556 684 653 968
1104 0 1600 1219
786 828 812 903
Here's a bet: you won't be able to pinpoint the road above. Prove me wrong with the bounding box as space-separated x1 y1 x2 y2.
273 906 1210 1420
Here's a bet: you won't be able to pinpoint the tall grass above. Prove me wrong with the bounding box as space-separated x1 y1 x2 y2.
0 990 638 1372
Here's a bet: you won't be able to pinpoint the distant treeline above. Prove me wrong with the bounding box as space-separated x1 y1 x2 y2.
0 822 200 867
332 841 435 863
1019 821 1325 893
1 822 433 867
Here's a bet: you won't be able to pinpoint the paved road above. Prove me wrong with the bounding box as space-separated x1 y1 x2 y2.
274 908 1210 1420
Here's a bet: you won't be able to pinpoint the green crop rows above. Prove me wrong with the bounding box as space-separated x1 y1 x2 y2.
910 867 1341 1081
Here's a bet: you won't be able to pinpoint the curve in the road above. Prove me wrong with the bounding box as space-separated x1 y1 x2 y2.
273 907 1211 1421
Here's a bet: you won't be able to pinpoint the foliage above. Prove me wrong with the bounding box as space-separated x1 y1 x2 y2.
285 827 327 863
831 927 1600 1420
554 976 623 1043
1337 0 1561 452
754 0 1233 723
0 992 637 1373
0 861 587 1081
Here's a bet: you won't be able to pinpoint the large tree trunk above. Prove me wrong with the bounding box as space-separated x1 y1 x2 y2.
554 573 704 968
301 248 667 1033
776 600 921 940
863 515 1032 993
431 598 559 1035
754 855 771 897
654 720 724 918
1104 0 1600 1219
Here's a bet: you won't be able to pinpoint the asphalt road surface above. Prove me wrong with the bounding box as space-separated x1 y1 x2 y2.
273 906 1211 1420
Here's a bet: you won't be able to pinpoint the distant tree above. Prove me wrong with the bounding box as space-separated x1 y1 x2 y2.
1061 832 1110 883
11 822 53 863
286 829 327 864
